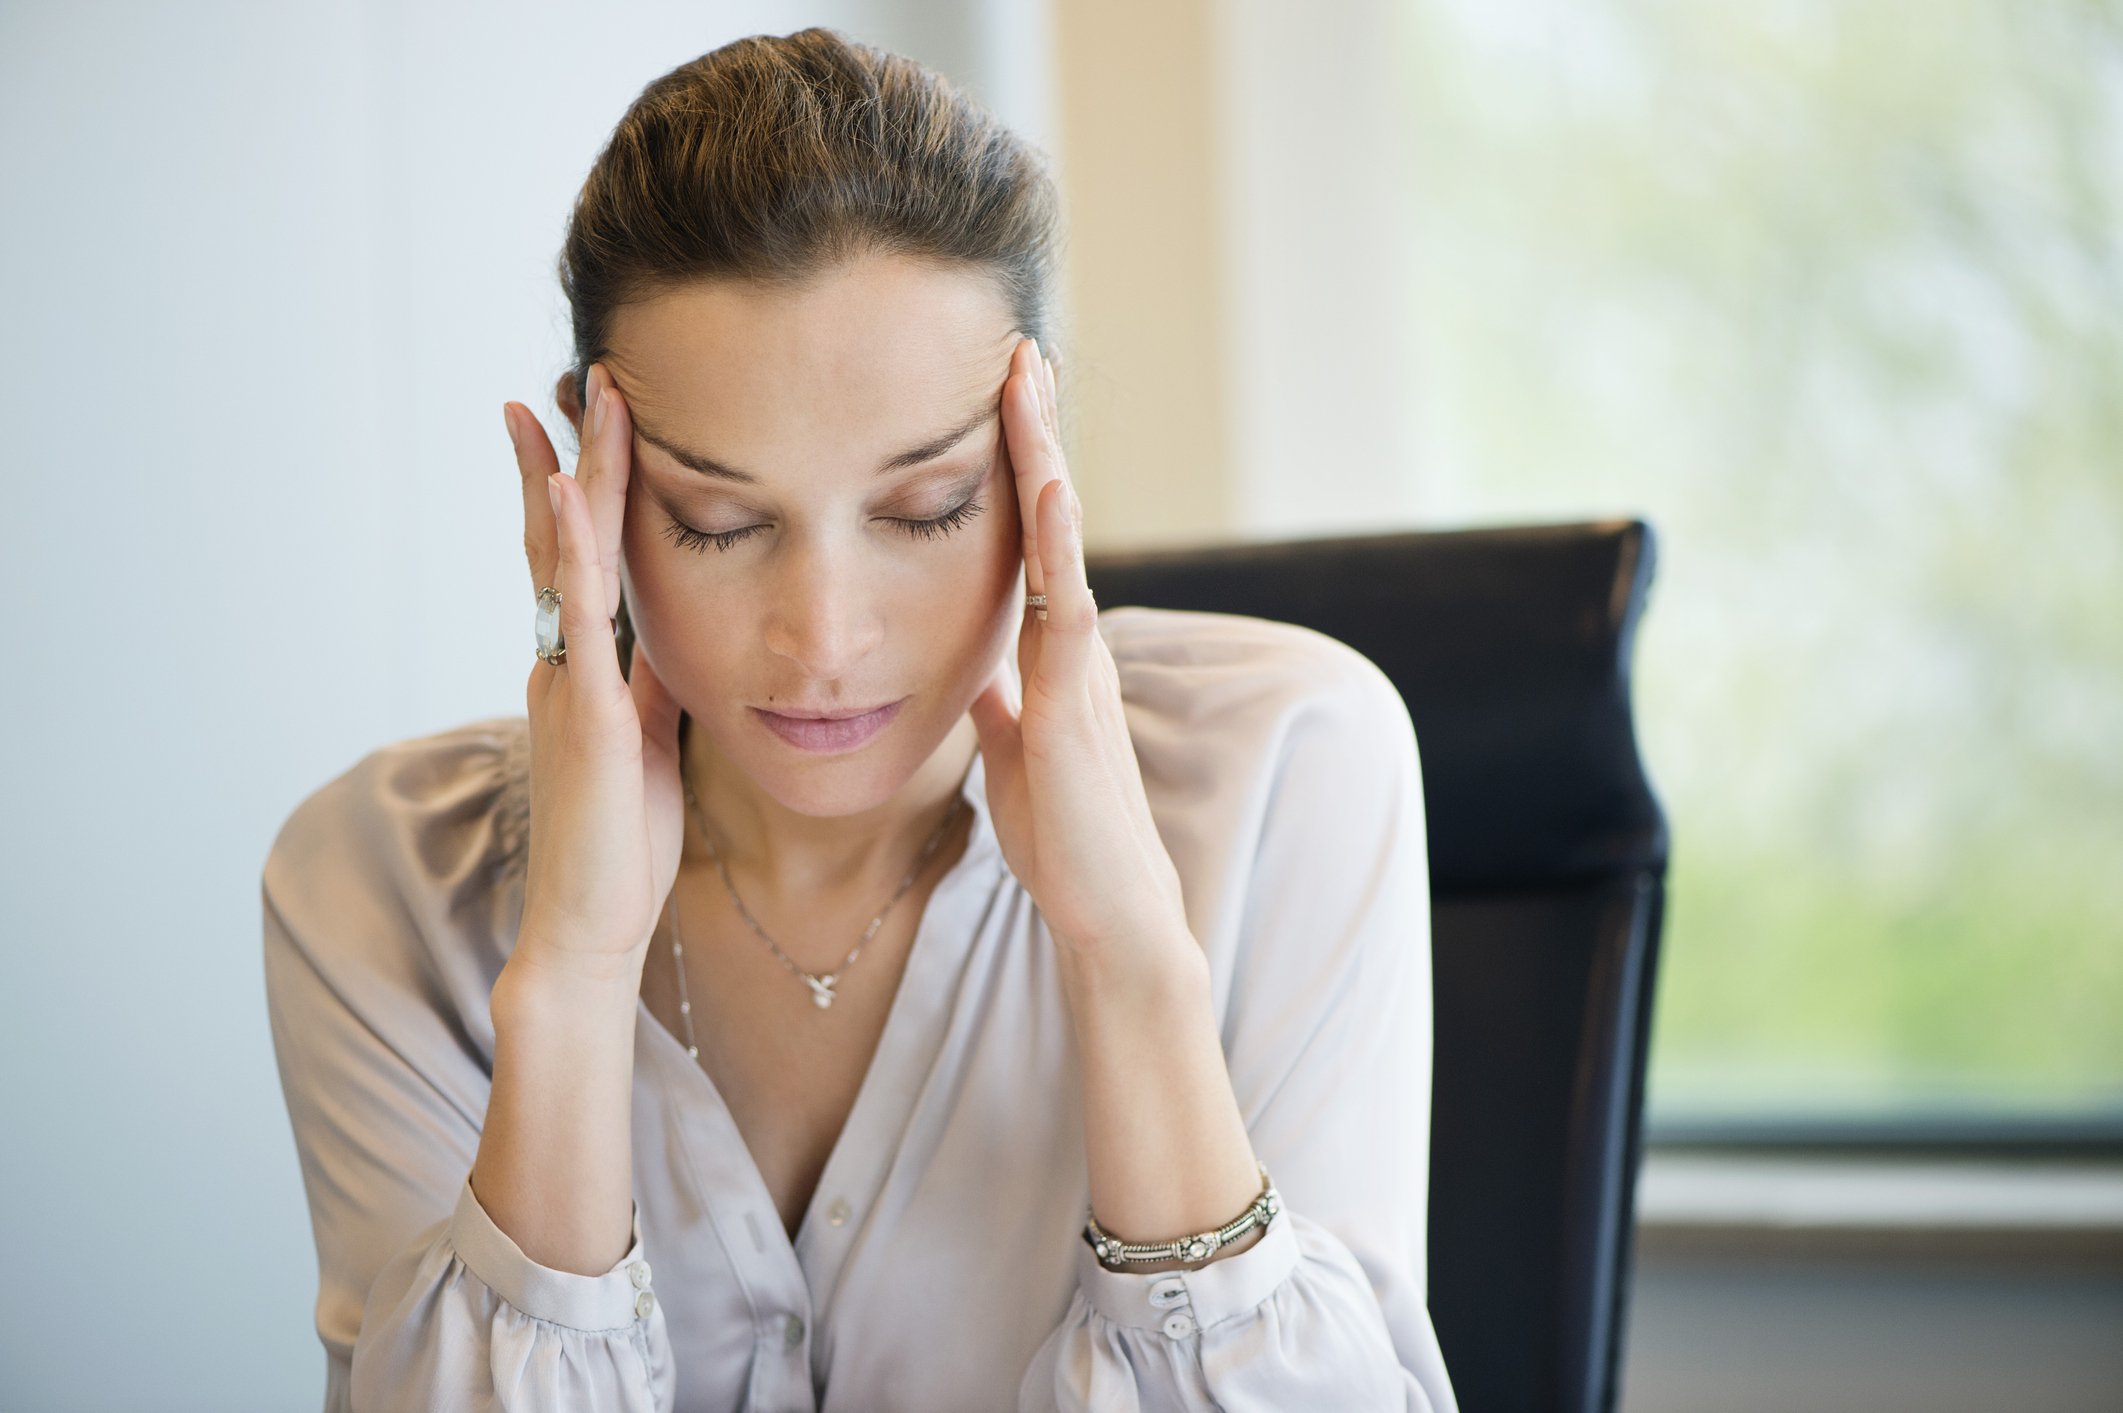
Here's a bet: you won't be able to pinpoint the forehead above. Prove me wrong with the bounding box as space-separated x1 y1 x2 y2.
604 255 1020 481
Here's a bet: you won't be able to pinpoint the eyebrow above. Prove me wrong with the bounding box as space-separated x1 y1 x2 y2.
632 403 998 484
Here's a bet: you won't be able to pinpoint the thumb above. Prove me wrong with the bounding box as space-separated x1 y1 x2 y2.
965 663 1023 775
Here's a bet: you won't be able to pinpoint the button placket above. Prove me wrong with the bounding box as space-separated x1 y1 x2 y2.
1149 1275 1197 1339
629 1260 655 1320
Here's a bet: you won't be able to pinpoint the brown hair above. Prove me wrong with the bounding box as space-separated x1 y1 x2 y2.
552 26 1068 678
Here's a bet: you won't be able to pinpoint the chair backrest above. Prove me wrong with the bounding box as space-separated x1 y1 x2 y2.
1083 518 1669 1413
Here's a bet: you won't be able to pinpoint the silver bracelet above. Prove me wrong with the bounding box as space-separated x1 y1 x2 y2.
1082 1161 1282 1268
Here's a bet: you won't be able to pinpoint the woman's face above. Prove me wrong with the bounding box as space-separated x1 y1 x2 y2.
595 254 1029 817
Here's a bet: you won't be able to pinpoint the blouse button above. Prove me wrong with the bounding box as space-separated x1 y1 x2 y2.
784 1313 806 1347
827 1197 851 1227
634 1290 656 1321
1161 1310 1198 1340
1148 1276 1190 1309
627 1261 652 1290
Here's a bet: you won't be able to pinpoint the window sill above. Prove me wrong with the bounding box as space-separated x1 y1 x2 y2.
1632 1150 2123 1267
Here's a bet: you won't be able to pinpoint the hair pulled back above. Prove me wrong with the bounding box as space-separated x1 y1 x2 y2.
554 26 1065 675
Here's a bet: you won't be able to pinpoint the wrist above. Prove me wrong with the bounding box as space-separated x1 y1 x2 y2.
1054 923 1210 1029
496 939 646 1026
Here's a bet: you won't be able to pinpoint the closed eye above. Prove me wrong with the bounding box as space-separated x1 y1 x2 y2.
662 496 989 555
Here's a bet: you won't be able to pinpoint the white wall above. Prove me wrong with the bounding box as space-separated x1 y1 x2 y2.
0 3 1053 1406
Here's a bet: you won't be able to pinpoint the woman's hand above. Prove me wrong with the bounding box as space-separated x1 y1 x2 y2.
503 364 686 988
967 337 1195 970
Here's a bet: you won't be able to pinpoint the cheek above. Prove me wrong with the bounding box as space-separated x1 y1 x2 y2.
955 497 1030 610
616 511 668 612
963 501 1034 647
981 487 1028 576
616 511 716 643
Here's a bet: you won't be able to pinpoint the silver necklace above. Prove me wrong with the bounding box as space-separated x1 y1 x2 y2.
669 776 965 1047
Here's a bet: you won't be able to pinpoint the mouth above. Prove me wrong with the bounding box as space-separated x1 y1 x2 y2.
760 703 900 721
751 698 906 754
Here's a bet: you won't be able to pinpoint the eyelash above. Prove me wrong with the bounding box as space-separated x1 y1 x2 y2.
662 496 989 555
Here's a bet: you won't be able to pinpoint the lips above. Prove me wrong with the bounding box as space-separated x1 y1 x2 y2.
763 704 899 721
752 698 905 754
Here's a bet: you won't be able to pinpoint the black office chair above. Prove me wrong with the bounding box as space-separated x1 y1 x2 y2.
1084 518 1669 1413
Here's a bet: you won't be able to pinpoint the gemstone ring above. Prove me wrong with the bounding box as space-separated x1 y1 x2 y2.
534 586 567 666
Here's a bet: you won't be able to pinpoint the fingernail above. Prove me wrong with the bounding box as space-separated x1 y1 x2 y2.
591 388 606 440
502 404 519 453
547 472 562 520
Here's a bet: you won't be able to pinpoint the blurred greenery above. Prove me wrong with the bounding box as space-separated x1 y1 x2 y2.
1396 0 2123 1118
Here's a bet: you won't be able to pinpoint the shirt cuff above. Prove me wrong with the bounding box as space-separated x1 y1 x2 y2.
447 1175 655 1332
1073 1208 1301 1332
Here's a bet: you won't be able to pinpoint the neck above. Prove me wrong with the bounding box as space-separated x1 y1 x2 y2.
680 712 978 901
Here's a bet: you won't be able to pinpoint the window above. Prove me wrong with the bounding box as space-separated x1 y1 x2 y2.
1397 0 2123 1124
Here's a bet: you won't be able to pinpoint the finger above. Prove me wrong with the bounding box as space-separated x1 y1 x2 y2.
1031 343 1069 551
1029 470 1096 692
1005 336 1057 605
547 469 625 702
574 362 629 623
508 402 563 596
1037 345 1059 441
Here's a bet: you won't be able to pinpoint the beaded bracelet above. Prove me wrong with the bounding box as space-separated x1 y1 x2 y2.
1082 1161 1282 1268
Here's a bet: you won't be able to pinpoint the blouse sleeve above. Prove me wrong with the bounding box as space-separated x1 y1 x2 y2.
1017 635 1460 1413
261 723 676 1412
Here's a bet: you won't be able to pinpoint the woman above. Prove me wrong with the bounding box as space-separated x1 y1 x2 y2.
263 27 1457 1413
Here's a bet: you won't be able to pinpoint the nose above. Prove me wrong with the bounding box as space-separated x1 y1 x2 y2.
762 541 884 682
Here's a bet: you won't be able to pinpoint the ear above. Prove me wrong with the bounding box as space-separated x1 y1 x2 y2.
553 370 585 437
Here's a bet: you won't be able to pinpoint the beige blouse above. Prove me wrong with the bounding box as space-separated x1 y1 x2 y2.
263 604 1459 1412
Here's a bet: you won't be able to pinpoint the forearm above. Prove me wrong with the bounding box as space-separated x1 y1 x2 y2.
470 943 643 1276
1058 932 1267 1274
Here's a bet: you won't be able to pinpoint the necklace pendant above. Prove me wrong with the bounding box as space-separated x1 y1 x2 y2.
806 975 838 1010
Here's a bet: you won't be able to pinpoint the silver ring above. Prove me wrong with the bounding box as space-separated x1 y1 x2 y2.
1025 593 1048 621
534 586 567 665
